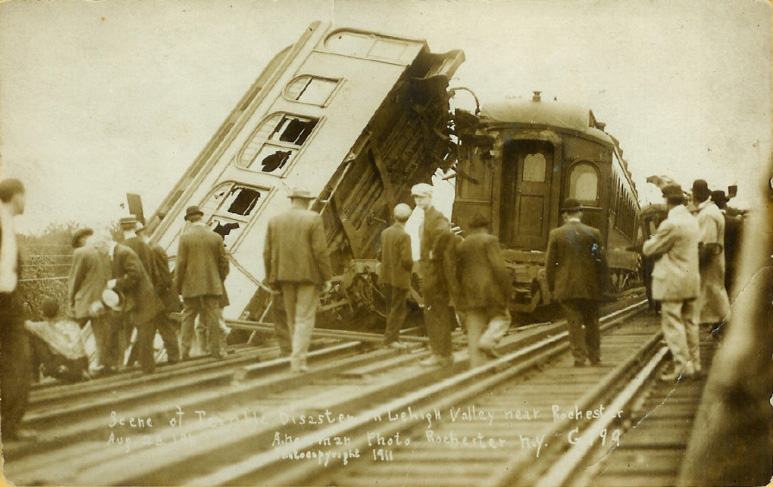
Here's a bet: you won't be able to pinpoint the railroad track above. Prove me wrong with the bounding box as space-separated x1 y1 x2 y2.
212 301 653 487
3 292 648 486
567 327 717 487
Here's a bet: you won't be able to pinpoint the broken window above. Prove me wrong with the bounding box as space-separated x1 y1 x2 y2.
286 76 338 105
223 186 261 216
269 115 317 145
209 216 244 248
239 113 318 173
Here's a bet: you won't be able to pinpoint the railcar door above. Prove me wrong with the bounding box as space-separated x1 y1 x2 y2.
500 140 554 249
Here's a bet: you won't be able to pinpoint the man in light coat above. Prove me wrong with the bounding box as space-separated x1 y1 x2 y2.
378 203 414 349
68 236 114 372
176 205 230 360
691 180 731 330
546 199 611 367
643 184 702 381
264 189 333 373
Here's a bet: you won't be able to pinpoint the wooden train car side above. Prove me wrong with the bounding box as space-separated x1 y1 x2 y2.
452 92 641 312
145 21 464 321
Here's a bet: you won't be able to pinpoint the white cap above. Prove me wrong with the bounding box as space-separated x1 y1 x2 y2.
411 183 433 197
393 203 412 221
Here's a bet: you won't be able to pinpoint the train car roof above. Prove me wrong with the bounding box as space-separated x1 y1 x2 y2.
480 99 614 144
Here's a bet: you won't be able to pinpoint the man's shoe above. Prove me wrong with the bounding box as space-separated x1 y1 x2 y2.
387 341 409 350
420 355 453 367
574 359 586 367
589 359 602 366
478 344 501 359
688 370 706 380
660 369 681 382
291 365 309 374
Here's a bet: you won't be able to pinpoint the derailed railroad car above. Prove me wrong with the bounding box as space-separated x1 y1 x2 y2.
452 92 641 313
145 22 464 324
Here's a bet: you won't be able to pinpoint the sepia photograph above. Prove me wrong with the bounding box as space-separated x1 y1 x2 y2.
0 0 771 485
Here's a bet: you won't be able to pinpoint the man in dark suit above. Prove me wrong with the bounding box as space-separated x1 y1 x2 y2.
452 214 511 368
119 215 160 367
175 205 229 360
91 230 161 374
264 188 333 373
137 223 180 364
546 198 611 367
378 203 414 349
0 178 35 441
412 183 455 367
68 235 113 372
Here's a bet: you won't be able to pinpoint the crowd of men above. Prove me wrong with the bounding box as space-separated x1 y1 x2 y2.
0 174 740 442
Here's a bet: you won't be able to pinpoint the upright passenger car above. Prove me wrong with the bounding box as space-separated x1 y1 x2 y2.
452 92 641 313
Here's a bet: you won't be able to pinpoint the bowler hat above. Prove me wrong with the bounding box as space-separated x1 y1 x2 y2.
288 188 316 200
118 215 138 228
560 198 583 213
71 227 94 248
184 205 204 221
101 288 125 312
711 190 729 206
468 213 490 229
411 183 434 197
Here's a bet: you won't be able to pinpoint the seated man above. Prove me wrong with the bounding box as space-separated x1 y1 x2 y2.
26 297 90 383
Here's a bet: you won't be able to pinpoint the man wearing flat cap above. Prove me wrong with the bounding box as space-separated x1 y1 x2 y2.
546 199 611 367
691 180 730 330
176 205 230 360
643 185 702 381
264 188 333 373
378 203 414 349
412 183 456 367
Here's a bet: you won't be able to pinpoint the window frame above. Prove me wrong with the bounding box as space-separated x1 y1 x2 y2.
282 75 341 107
566 160 600 205
236 112 322 176
204 182 269 252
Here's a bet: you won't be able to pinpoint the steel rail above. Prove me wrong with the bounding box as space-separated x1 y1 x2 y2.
188 299 646 486
535 346 669 486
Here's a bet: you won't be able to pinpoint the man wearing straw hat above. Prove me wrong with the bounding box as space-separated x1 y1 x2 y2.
643 184 702 381
264 188 333 373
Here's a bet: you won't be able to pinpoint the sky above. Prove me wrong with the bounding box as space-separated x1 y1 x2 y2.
1 0 770 234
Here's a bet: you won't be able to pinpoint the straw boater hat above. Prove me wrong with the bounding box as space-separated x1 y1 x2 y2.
118 215 138 229
288 188 316 200
101 288 126 312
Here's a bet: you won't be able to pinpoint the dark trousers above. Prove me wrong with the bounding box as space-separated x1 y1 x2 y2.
382 284 408 345
181 295 221 358
420 261 454 359
270 292 292 356
560 299 600 363
0 292 32 440
133 316 157 373
156 313 180 363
